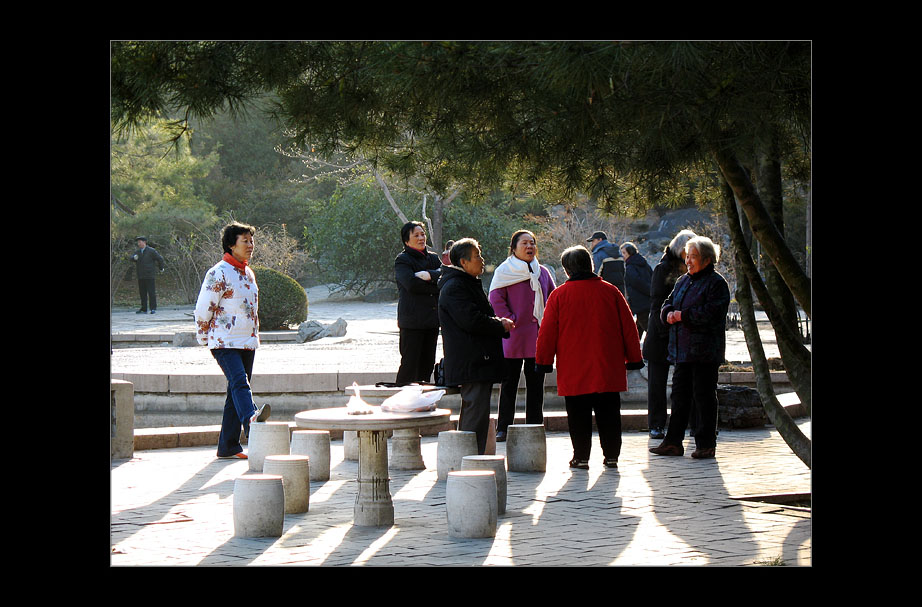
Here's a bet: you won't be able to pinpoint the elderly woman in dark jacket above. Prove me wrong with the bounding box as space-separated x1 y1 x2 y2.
650 235 730 459
395 221 443 385
642 230 696 439
438 238 514 454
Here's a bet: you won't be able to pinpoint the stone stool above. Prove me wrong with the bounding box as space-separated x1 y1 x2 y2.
506 424 547 472
437 430 478 481
248 422 291 472
446 471 497 538
263 455 311 514
233 474 285 538
389 428 426 470
343 430 359 461
461 455 507 515
291 430 331 481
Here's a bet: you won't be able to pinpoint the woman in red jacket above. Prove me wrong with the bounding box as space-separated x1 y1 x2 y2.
536 245 644 469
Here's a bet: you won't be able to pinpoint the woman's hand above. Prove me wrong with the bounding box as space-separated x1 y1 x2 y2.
666 310 682 324
500 317 515 332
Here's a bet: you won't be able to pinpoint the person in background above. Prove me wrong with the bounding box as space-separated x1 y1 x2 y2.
620 241 654 342
394 221 443 385
489 230 556 442
438 238 514 454
194 222 270 460
650 235 730 460
643 230 697 439
586 231 626 295
441 240 454 266
536 245 643 470
130 236 166 314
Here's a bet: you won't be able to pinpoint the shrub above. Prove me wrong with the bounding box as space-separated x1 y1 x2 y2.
252 265 308 330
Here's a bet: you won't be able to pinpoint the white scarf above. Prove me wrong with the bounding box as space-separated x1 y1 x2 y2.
489 255 546 324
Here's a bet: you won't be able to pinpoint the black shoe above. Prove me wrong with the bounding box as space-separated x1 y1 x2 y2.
569 458 589 469
495 431 507 442
136 309 146 314
649 427 665 439
649 443 684 457
603 458 619 469
150 309 156 314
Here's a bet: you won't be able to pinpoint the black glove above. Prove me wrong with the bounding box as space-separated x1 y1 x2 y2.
534 363 554 374
626 361 645 370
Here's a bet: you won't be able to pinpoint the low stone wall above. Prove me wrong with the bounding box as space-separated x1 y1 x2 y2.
112 367 792 429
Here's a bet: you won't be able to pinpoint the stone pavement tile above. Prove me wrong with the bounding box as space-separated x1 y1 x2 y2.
111 423 810 566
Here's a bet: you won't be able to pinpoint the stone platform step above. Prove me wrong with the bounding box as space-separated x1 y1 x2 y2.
132 395 806 452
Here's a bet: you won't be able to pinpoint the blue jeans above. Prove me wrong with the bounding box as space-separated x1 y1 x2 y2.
211 348 257 457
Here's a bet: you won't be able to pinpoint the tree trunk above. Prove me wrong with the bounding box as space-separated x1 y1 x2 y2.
735 270 811 469
723 180 811 415
712 146 811 319
753 145 812 415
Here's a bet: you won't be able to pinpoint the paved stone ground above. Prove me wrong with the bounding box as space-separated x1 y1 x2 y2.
111 286 811 566
110 422 811 566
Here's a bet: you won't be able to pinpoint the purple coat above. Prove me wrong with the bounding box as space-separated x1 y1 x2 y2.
489 265 556 359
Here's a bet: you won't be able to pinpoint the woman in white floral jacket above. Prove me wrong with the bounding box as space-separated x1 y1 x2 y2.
194 222 270 460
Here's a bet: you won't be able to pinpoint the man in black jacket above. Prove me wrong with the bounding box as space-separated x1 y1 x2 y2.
130 236 166 314
438 238 513 454
586 231 626 295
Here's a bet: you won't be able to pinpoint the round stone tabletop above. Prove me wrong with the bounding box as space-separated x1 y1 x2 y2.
294 406 452 432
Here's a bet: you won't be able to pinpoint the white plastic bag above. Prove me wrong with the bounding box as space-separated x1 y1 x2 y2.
380 385 445 412
346 382 375 415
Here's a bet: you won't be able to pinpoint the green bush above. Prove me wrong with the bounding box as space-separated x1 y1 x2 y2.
252 265 308 330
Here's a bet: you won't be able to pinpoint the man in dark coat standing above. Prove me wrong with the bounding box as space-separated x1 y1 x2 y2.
586 231 626 295
620 242 654 342
131 236 166 314
438 238 513 454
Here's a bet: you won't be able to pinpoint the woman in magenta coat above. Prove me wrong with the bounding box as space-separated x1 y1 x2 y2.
489 230 557 441
536 245 643 469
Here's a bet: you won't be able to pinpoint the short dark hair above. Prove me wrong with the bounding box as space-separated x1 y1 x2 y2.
222 222 256 254
401 221 425 245
560 245 593 276
620 241 638 256
509 230 536 255
449 238 480 267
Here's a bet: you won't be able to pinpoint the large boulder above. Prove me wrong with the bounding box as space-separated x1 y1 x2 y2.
717 384 768 428
296 318 348 343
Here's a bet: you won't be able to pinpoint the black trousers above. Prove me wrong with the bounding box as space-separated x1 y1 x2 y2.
395 327 439 385
497 357 545 433
646 360 670 430
664 362 719 450
138 278 157 311
564 392 622 461
459 381 493 454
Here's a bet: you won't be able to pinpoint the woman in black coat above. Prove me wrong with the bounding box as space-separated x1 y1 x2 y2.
650 235 730 460
394 221 443 385
642 230 696 439
438 238 513 454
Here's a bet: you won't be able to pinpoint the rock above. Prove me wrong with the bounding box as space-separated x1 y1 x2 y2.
324 318 348 337
296 318 349 343
717 384 768 428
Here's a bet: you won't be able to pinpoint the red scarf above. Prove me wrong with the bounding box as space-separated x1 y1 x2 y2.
223 252 248 270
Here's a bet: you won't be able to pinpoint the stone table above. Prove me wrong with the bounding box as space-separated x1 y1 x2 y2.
344 384 458 469
294 406 452 526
